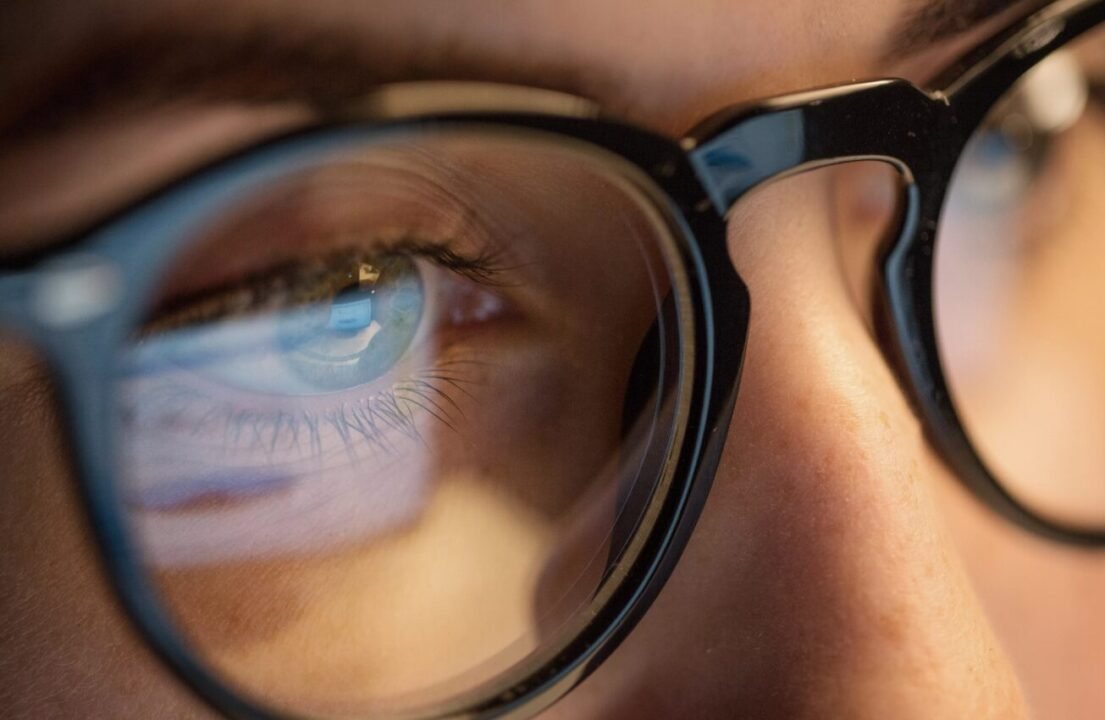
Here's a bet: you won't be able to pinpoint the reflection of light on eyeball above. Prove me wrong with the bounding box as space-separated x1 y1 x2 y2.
303 320 382 365
326 261 382 332
328 296 373 332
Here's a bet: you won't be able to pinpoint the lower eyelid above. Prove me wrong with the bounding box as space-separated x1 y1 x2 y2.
119 270 510 465
120 353 478 496
116 247 530 540
125 250 514 414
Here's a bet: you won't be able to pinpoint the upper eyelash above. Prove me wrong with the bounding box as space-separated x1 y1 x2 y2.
137 236 508 336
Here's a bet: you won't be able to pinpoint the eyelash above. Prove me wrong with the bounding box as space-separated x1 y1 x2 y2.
140 235 508 336
172 357 483 461
123 232 510 468
385 237 515 287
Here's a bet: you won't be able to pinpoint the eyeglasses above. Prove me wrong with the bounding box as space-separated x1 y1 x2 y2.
2 1 1104 717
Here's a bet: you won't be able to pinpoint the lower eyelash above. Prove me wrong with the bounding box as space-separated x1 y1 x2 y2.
169 358 485 462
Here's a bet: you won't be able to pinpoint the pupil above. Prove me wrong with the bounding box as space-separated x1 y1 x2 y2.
280 253 423 392
328 263 379 332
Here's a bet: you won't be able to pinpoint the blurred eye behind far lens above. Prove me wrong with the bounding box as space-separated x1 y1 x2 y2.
935 25 1105 530
110 129 692 717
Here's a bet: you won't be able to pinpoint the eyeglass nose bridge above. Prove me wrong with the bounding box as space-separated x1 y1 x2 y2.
684 78 949 215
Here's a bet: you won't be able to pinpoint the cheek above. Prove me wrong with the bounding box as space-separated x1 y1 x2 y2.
0 340 212 719
544 168 1025 720
932 463 1105 719
454 330 648 514
126 282 650 712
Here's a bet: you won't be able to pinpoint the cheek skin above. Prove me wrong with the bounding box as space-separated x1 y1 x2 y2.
133 329 637 713
0 345 214 720
0 288 646 716
545 172 1028 719
934 457 1105 719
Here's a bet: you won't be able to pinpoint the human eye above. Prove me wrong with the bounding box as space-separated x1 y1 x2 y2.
115 149 525 555
945 47 1104 236
120 238 505 505
935 27 1105 530
125 237 507 401
130 250 425 396
102 128 695 714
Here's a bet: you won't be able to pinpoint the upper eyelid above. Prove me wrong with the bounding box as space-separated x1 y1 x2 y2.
139 237 506 335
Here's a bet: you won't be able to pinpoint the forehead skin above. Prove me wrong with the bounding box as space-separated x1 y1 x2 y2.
6 0 897 131
0 0 1020 248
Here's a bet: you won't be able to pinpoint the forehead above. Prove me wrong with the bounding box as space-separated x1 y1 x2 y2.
8 0 903 132
0 0 1031 248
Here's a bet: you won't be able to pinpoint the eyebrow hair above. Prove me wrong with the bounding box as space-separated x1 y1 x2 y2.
0 13 610 145
0 0 1049 145
889 0 1051 56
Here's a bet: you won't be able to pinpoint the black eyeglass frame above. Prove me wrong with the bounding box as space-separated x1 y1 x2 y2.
1 0 1104 718
689 0 1105 548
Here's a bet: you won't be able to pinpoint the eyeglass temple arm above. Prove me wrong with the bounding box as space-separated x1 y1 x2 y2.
683 78 951 215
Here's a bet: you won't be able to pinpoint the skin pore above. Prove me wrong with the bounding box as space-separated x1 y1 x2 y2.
1 1 1103 719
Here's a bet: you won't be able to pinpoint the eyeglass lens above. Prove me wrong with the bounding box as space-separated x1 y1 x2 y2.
935 23 1105 531
110 130 690 716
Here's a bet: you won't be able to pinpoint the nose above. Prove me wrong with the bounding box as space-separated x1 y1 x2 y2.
549 168 1030 719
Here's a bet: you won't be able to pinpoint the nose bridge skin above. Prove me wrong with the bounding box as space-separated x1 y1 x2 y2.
686 0 1105 547
548 165 1029 720
719 172 1027 718
669 77 1030 718
552 67 1047 720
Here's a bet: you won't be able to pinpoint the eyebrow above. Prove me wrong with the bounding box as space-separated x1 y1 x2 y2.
0 0 1047 145
0 13 610 145
888 0 1050 56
